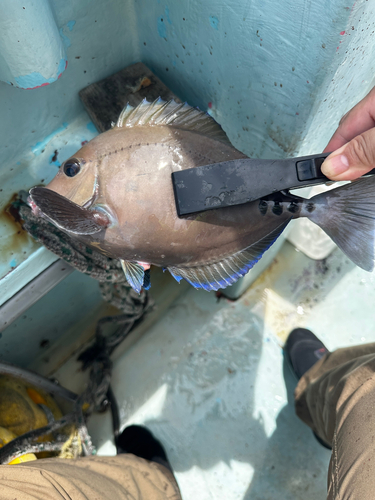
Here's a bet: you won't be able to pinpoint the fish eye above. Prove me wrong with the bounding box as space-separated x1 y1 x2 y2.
63 158 81 177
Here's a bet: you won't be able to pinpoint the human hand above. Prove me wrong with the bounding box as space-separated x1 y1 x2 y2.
321 87 375 181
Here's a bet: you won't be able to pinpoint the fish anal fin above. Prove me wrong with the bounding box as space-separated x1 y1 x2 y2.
167 220 290 291
115 98 232 146
120 260 145 294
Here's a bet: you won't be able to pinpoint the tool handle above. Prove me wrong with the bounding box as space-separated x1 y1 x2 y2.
293 152 331 184
291 152 375 185
172 152 375 216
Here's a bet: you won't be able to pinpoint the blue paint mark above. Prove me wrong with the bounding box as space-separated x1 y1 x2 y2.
165 7 172 24
67 20 76 31
32 123 68 156
87 122 98 134
172 60 177 67
59 28 71 48
56 58 67 76
15 72 52 89
15 58 67 89
157 16 167 38
9 259 17 268
209 16 219 30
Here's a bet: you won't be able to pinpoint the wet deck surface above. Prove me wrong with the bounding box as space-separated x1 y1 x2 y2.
55 241 375 500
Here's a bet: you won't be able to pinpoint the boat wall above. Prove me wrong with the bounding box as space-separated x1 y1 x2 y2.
1 0 374 366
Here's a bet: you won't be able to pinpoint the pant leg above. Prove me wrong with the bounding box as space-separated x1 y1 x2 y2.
0 453 182 500
294 342 375 500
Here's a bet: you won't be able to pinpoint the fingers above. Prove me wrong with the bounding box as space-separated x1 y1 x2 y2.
323 87 375 153
322 127 375 180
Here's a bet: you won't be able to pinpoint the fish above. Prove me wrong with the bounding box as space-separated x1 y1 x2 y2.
29 98 375 293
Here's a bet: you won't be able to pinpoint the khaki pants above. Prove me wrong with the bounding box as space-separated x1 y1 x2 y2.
0 453 182 500
295 342 375 500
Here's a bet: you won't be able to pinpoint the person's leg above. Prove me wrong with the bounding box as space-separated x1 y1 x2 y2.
0 426 181 500
286 328 375 500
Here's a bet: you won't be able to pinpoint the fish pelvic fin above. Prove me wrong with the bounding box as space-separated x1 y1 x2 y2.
143 269 151 290
115 98 232 146
120 260 151 293
167 221 290 291
306 176 375 272
29 187 109 235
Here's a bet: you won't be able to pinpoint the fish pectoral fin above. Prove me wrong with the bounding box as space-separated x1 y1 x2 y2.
120 260 146 294
167 220 290 291
115 98 232 146
29 187 108 235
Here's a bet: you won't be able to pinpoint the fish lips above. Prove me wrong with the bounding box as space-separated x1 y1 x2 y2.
29 186 110 235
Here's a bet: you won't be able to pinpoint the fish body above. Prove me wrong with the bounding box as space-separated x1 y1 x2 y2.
29 99 375 292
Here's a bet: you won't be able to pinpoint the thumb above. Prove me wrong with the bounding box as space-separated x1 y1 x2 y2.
321 128 375 181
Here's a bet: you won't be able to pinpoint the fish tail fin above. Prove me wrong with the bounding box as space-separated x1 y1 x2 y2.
306 176 375 271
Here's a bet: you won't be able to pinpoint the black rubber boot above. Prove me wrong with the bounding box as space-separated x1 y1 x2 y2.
117 425 173 472
285 328 332 450
285 327 329 380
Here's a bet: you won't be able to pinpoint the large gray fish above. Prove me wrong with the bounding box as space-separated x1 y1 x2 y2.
29 98 375 293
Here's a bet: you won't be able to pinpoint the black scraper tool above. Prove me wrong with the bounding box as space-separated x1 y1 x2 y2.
172 152 375 216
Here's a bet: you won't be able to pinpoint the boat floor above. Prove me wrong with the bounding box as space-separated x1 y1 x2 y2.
54 241 375 500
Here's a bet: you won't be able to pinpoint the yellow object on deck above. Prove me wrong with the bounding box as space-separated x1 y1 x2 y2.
26 387 48 406
0 375 63 437
8 454 37 464
0 375 65 463
0 426 17 447
0 426 37 464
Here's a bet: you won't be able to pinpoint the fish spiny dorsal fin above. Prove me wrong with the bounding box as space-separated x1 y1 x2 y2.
116 98 232 146
167 220 290 291
116 104 135 127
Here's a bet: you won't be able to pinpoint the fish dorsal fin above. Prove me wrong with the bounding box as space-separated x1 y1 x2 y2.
116 98 232 146
120 260 145 294
167 220 290 291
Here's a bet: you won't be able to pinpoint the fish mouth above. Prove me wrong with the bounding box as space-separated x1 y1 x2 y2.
28 195 42 217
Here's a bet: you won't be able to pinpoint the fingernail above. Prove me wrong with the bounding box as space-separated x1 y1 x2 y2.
322 154 349 178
